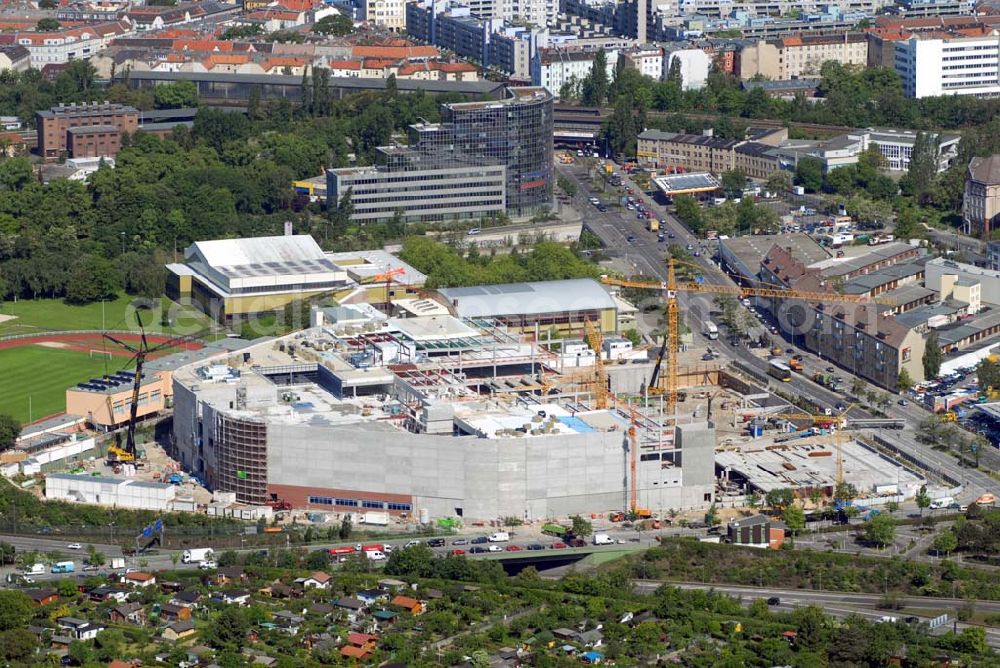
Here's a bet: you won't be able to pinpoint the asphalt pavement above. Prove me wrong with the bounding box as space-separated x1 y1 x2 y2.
556 159 998 501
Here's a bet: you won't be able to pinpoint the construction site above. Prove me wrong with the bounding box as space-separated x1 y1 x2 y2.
162 257 922 523
27 235 925 523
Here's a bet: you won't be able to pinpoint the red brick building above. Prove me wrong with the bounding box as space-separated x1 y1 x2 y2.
36 101 138 160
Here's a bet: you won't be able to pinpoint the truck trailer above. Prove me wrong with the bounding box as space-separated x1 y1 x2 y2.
182 548 214 564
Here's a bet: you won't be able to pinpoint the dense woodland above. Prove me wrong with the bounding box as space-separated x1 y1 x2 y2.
0 64 474 304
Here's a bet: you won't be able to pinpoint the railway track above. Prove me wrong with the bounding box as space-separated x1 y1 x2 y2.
553 104 853 136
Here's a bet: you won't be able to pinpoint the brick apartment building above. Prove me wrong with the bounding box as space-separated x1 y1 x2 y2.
36 101 139 160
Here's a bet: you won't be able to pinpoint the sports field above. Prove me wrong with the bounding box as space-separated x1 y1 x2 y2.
0 345 135 424
0 295 215 337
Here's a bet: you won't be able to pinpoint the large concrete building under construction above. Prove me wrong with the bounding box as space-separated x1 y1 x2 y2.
171 310 716 520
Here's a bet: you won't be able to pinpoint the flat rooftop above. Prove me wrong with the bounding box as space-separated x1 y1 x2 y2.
652 172 721 195
454 403 623 439
438 279 616 319
324 249 427 286
716 437 924 493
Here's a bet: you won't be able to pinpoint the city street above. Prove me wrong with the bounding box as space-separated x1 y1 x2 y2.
555 158 999 501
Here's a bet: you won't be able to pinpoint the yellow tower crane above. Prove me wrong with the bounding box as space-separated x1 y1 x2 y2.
584 319 609 409
601 257 892 417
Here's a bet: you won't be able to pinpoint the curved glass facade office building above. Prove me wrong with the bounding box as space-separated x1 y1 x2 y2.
441 87 554 215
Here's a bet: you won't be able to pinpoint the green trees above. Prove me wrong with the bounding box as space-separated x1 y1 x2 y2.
977 357 1000 391
720 169 747 196
673 195 704 233
863 513 895 547
900 132 939 204
666 57 683 88
915 485 931 515
0 414 20 451
0 590 33 631
605 94 643 157
217 550 239 567
923 331 942 380
580 49 609 106
85 544 105 567
834 482 858 504
932 530 957 556
782 503 806 539
36 18 60 31
208 606 250 649
153 80 198 109
220 24 263 40
65 256 120 304
765 488 794 511
766 170 792 195
896 368 913 392
193 107 251 152
556 174 578 197
384 543 435 577
0 628 37 663
313 14 354 36
795 157 824 193
571 514 593 538
398 237 599 289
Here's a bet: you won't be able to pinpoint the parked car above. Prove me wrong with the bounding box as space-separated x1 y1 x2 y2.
67 543 82 550
198 560 217 570
551 542 568 549
452 538 468 546
527 544 544 551
487 545 503 552
469 546 487 554
450 549 465 556
898 399 909 406
471 536 488 544
427 538 445 548
505 545 523 552
767 597 781 606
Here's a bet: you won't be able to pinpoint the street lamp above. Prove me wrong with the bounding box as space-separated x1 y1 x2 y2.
120 231 126 255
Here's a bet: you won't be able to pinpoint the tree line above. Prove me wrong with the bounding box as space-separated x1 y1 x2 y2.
397 237 601 289
0 79 474 304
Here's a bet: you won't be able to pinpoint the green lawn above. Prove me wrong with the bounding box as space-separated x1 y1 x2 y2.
0 295 217 338
0 346 135 424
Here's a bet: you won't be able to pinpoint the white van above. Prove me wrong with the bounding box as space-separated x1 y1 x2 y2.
929 497 954 510
365 550 386 561
26 563 46 575
487 532 510 543
593 533 613 545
